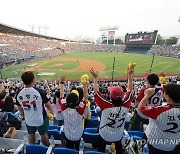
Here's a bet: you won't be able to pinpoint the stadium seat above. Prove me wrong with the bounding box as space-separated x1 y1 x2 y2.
90 105 95 110
48 125 61 131
83 128 99 144
127 131 145 140
53 116 63 126
86 116 99 128
47 129 61 140
90 110 97 116
54 148 78 154
84 152 105 154
26 144 48 154
84 128 98 133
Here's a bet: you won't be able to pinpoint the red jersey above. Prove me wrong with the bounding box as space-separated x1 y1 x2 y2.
95 91 133 142
136 87 164 119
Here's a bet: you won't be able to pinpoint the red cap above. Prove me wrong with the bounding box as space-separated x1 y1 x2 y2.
145 72 150 78
108 86 124 100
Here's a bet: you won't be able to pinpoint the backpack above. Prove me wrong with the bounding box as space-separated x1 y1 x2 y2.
0 121 9 137
7 117 22 130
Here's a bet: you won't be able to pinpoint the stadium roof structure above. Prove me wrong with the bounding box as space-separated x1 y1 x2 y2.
0 22 69 42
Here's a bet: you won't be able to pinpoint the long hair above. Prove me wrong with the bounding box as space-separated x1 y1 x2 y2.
53 90 60 104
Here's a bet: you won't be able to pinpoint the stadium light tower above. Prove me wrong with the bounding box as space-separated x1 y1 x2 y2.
38 25 42 34
28 24 38 33
99 26 119 45
38 25 49 35
44 26 49 36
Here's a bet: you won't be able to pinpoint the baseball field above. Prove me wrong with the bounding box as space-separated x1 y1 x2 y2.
1 52 180 81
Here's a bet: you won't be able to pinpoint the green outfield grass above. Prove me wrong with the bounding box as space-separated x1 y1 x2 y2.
1 52 180 81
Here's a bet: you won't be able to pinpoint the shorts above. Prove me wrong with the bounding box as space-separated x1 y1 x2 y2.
26 117 49 135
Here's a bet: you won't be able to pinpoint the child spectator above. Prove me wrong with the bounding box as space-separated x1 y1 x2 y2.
59 75 87 150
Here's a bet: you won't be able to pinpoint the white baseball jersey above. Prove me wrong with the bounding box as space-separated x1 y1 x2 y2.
16 87 49 126
60 98 86 141
136 87 164 119
95 91 133 142
141 105 180 151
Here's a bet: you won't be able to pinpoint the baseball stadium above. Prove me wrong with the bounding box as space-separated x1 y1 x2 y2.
1 51 180 81
0 0 180 154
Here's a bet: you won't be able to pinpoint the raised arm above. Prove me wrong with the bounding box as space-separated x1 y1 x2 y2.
90 68 99 93
83 83 88 102
127 69 134 92
138 88 155 109
60 75 66 98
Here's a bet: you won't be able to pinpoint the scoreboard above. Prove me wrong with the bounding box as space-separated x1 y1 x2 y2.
125 30 158 45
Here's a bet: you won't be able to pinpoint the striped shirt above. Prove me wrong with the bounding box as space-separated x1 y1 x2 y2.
141 105 180 151
60 98 86 141
136 87 164 119
95 91 133 142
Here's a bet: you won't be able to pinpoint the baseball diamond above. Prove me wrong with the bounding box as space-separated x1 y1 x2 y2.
1 52 179 81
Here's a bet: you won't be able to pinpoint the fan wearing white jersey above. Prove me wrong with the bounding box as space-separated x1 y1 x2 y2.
90 68 134 153
129 73 164 131
59 75 87 150
16 71 54 146
138 84 180 154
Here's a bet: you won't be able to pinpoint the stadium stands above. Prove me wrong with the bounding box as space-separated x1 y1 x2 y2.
26 144 48 154
0 75 180 153
0 22 180 154
148 44 180 58
0 33 65 68
64 42 125 52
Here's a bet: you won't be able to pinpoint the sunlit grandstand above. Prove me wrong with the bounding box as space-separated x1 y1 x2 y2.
0 1 180 153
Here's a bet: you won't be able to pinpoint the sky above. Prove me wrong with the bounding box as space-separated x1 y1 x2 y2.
0 0 180 41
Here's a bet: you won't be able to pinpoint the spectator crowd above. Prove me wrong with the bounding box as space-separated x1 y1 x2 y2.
64 42 125 52
0 33 126 68
148 44 180 58
0 33 64 67
0 69 180 153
